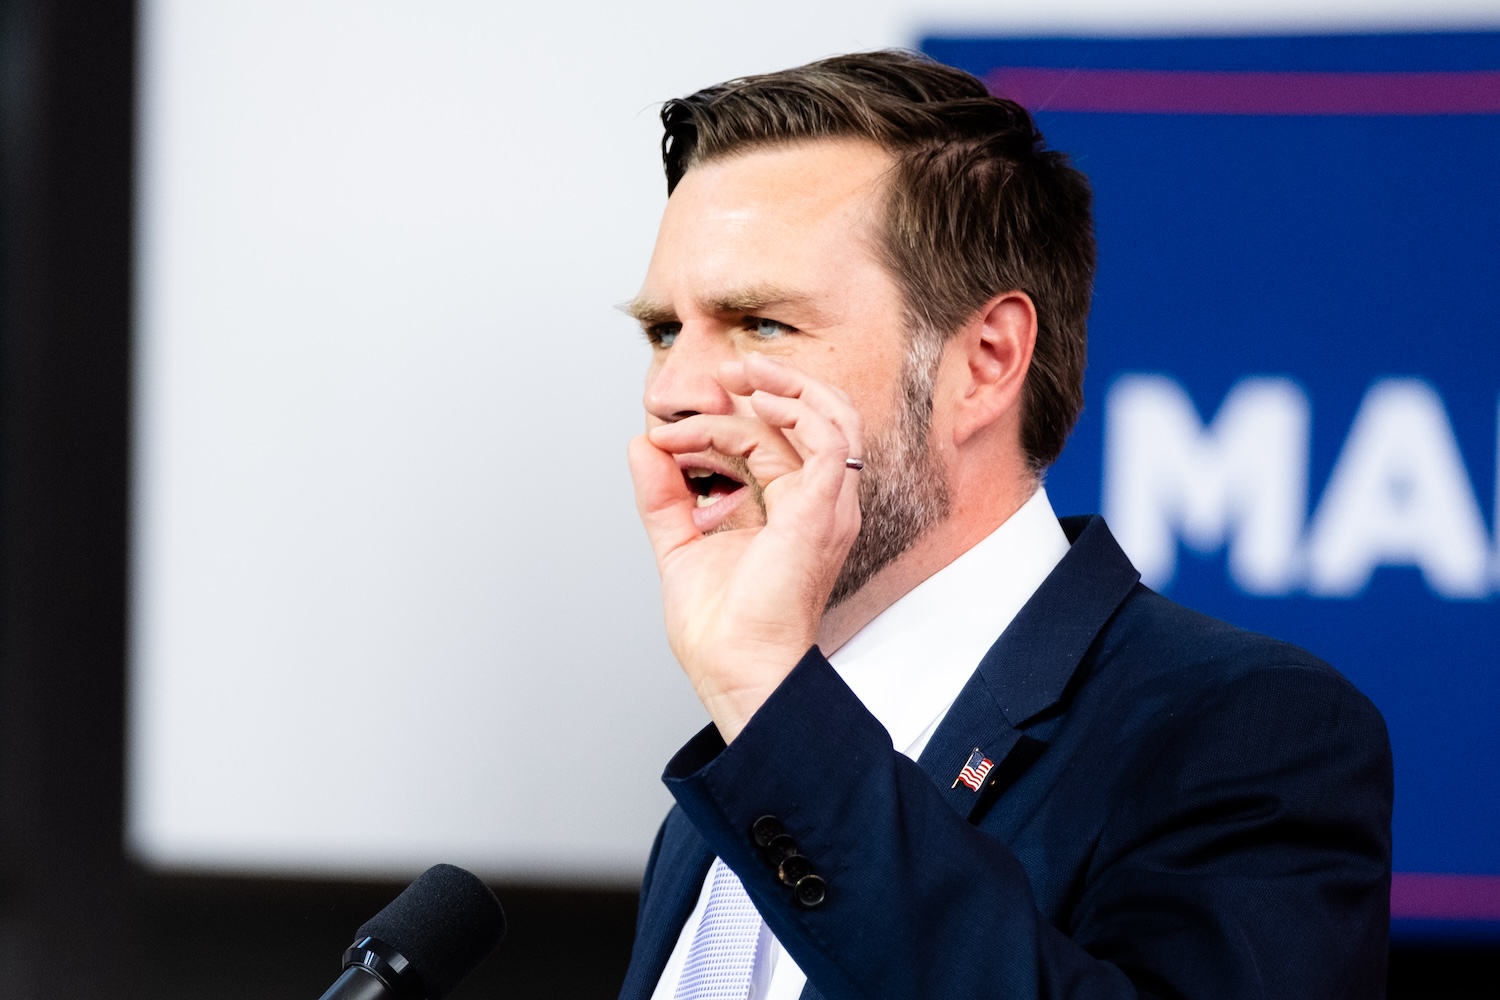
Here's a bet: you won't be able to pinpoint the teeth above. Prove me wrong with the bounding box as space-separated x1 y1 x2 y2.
696 494 715 508
685 468 714 479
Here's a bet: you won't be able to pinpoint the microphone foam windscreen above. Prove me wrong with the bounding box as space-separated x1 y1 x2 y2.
357 863 507 1000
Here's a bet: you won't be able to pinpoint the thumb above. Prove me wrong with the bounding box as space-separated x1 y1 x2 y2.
627 434 701 565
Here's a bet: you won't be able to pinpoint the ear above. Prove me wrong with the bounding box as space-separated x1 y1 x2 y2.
949 291 1037 447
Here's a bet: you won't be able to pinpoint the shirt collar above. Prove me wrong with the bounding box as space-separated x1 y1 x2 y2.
826 488 1071 758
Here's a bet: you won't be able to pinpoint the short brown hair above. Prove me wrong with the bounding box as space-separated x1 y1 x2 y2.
660 50 1094 471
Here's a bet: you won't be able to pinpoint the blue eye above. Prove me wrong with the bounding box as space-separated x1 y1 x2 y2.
648 323 681 348
749 317 793 340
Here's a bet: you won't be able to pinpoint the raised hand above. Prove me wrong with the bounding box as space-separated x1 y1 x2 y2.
628 353 864 742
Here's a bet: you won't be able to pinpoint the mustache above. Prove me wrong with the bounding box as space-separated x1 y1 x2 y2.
700 450 767 532
718 451 755 487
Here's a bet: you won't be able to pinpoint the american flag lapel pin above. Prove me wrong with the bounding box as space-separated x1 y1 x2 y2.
953 747 995 791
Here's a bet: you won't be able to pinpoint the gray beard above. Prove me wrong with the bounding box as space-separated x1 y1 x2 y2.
826 335 951 609
711 334 953 609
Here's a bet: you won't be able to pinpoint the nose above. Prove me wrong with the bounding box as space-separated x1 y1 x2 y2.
644 326 735 423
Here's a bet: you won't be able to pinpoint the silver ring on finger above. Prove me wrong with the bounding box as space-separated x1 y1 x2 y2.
845 457 865 471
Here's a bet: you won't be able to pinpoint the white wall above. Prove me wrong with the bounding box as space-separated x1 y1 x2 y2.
130 0 1499 884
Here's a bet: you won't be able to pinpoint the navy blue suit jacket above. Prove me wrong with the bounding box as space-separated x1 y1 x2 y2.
619 516 1392 999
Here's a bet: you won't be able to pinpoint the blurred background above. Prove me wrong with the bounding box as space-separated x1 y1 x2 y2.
2 1 1497 997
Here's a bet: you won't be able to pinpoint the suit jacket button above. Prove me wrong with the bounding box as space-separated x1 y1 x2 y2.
777 854 812 887
793 874 826 909
751 816 784 848
765 834 800 863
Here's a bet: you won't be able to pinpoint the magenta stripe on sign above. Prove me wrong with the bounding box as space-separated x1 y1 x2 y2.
1391 873 1500 921
987 67 1500 115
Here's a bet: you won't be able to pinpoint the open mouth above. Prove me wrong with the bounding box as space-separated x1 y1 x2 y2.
684 467 747 508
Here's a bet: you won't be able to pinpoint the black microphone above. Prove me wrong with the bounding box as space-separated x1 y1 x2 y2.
318 863 507 1000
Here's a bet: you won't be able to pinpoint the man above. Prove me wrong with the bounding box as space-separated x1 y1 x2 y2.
620 51 1391 1000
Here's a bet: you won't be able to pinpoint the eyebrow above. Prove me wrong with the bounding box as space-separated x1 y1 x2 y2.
620 285 821 326
620 296 676 326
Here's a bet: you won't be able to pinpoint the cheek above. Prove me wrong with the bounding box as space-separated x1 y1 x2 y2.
842 349 909 431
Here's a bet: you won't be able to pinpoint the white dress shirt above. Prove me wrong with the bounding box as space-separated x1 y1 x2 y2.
650 488 1071 1000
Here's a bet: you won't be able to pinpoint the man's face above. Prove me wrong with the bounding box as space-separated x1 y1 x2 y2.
631 139 950 605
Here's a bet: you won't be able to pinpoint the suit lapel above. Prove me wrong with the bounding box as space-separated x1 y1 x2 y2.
807 519 1136 995
617 808 714 1000
917 516 1141 820
636 518 1141 1000
917 670 1023 821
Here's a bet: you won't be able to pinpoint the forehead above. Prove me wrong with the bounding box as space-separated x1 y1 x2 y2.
639 139 896 311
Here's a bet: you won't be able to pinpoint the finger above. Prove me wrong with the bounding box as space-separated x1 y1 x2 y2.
716 360 752 396
716 358 864 541
748 391 848 464
747 392 857 512
648 414 803 481
627 434 701 561
718 356 852 408
733 355 863 457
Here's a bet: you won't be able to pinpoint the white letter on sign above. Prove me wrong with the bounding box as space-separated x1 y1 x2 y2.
1105 375 1308 594
1306 378 1489 599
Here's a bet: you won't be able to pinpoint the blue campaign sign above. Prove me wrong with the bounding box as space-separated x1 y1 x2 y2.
922 32 1500 937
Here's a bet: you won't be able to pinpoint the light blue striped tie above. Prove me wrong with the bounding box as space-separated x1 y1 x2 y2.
675 857 763 1000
